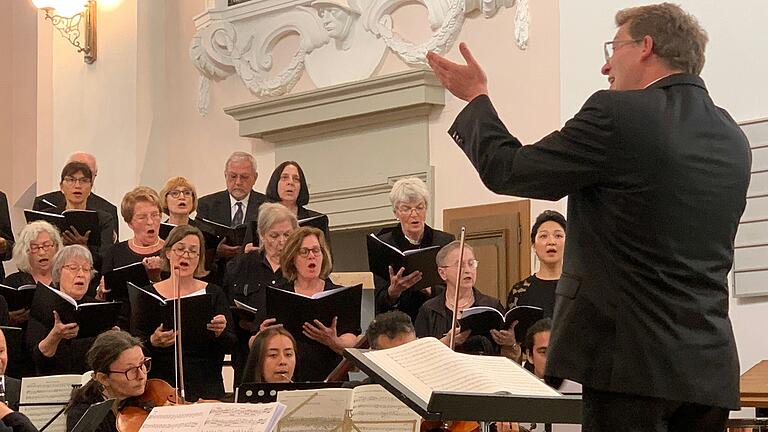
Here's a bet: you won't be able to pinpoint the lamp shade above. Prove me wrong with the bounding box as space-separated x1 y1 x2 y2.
32 0 86 18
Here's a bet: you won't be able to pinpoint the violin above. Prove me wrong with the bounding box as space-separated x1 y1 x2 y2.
116 379 179 432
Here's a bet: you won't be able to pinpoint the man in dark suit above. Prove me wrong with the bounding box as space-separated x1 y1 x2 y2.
197 152 267 281
0 191 13 281
428 3 750 431
33 152 119 238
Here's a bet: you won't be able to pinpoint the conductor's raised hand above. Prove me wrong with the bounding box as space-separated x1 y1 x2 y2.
426 43 488 102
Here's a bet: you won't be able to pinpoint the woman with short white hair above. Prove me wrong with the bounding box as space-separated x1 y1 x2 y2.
372 177 454 322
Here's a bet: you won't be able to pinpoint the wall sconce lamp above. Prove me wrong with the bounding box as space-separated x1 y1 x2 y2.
33 0 97 64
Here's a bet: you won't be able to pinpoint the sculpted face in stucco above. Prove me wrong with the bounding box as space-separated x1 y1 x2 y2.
311 0 360 50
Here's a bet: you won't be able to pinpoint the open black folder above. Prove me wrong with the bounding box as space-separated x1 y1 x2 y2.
102 262 150 301
30 284 123 338
366 234 442 291
24 209 102 247
0 283 37 311
266 284 362 342
458 305 544 342
127 283 214 348
195 218 247 246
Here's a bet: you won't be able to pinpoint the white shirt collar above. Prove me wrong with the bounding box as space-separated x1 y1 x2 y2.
230 192 250 209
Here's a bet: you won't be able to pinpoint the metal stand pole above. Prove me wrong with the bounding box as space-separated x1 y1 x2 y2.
479 421 493 432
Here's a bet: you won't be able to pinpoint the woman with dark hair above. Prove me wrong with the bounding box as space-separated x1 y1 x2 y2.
134 225 236 401
241 327 297 384
493 210 566 361
271 227 359 382
264 161 329 241
65 329 148 432
40 161 116 253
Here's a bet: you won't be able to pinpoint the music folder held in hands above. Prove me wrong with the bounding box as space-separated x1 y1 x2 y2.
459 305 544 341
344 337 582 425
266 284 362 342
102 262 150 301
366 234 442 291
30 283 123 339
0 283 37 312
194 218 247 246
24 209 102 247
127 283 214 348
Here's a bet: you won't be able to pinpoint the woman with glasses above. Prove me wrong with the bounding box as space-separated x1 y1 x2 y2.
39 162 116 254
134 225 235 401
159 177 198 227
414 241 503 353
269 227 359 382
263 161 330 243
2 221 64 377
100 187 166 301
223 203 297 385
373 177 455 322
66 329 149 432
26 245 102 375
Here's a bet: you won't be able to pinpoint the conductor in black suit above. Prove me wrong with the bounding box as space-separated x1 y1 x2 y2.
33 152 119 238
0 191 13 281
196 152 267 281
428 3 750 431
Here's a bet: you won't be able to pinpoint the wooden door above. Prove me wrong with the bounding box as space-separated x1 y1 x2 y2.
443 200 531 303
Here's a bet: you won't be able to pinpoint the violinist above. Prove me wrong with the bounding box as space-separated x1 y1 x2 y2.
65 330 148 432
240 327 296 383
136 225 235 401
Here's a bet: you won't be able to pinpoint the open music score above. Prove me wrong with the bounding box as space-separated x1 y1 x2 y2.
19 373 89 432
138 402 286 432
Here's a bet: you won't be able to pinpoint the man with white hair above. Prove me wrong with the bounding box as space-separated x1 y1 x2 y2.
197 152 267 282
33 152 119 237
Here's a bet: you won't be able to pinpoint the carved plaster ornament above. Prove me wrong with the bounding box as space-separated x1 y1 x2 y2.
190 0 530 114
305 0 389 88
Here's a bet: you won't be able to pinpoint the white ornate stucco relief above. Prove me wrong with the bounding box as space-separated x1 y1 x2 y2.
190 0 529 115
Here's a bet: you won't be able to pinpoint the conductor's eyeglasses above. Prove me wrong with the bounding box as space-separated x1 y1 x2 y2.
603 39 642 62
108 358 152 381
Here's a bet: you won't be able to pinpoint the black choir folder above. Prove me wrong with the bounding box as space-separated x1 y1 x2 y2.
344 337 582 424
195 218 247 246
266 284 362 342
23 209 101 247
127 283 214 348
0 283 37 311
30 284 123 338
159 221 219 250
459 305 544 341
102 262 150 301
230 299 259 332
366 234 442 291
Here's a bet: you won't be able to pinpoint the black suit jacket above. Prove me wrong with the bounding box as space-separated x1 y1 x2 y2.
0 192 13 281
33 190 119 238
448 74 751 409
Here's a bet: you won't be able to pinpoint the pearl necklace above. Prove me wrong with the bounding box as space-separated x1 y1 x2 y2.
130 238 161 249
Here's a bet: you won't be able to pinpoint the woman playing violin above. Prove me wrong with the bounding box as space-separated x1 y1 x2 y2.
66 329 148 432
241 327 296 383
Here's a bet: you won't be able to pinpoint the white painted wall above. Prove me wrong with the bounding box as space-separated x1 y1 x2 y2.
560 1 768 380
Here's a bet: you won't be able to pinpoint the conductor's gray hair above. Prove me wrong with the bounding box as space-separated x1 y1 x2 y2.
225 151 258 176
389 177 430 211
52 245 94 284
13 221 64 273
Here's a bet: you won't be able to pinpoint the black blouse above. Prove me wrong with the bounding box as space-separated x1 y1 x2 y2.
223 250 286 385
135 283 236 401
275 279 360 382
373 223 455 321
507 274 558 318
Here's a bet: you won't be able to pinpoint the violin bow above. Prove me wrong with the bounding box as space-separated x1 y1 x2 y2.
172 266 186 403
448 227 466 350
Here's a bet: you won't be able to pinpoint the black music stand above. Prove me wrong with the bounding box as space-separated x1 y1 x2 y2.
71 399 114 432
344 348 582 432
235 381 345 403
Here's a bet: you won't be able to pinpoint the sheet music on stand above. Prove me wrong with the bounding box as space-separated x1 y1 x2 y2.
19 374 86 432
344 337 582 425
